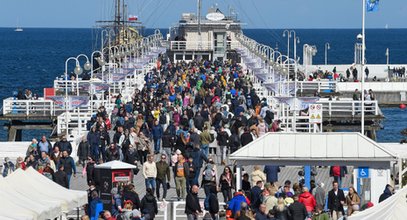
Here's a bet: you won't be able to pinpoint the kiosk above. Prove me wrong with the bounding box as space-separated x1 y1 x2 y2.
94 161 139 210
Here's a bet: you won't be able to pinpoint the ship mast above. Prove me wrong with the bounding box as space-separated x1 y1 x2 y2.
197 0 202 49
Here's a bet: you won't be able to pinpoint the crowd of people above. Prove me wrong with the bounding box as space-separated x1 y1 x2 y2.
1 58 394 220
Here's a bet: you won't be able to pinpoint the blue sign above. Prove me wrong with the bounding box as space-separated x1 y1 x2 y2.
358 167 370 178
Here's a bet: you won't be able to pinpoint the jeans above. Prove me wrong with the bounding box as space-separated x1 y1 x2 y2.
187 214 198 220
193 167 202 186
201 144 209 158
156 178 167 199
222 188 232 203
91 145 99 161
175 176 186 199
67 174 72 189
220 145 227 162
334 176 342 188
145 177 156 190
154 138 161 153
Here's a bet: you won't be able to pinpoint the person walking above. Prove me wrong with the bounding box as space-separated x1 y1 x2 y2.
327 181 346 220
156 154 171 200
287 195 308 220
185 185 203 220
152 120 164 154
142 155 157 192
140 188 158 220
174 154 189 200
58 150 76 188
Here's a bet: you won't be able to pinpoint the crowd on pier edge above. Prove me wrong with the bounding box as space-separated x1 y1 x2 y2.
3 59 393 220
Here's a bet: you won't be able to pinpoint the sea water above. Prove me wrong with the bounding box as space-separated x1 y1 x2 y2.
0 28 406 142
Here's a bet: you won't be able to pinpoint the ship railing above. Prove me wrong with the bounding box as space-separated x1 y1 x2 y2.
2 98 56 116
170 41 213 51
297 80 337 93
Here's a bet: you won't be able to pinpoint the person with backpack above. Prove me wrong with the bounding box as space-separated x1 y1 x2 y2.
201 162 217 196
220 166 234 203
140 188 158 220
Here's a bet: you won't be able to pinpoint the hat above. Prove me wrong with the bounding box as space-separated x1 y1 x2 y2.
284 197 294 205
366 202 374 208
175 149 182 155
124 200 133 205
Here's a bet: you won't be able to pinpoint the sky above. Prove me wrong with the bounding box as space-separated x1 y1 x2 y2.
0 0 406 29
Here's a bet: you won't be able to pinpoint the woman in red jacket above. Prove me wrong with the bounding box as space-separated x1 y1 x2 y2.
298 187 316 216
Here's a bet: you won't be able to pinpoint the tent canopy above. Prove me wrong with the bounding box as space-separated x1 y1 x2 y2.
230 132 398 167
349 186 407 220
95 160 138 169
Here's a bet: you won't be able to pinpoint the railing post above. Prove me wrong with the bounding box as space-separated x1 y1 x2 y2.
26 101 29 115
352 101 355 116
375 101 378 115
329 102 332 116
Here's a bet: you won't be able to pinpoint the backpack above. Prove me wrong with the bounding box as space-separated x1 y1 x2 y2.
204 167 215 182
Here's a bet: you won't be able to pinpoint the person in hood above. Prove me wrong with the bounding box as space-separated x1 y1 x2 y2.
298 187 316 216
227 191 250 217
140 188 158 220
379 184 394 203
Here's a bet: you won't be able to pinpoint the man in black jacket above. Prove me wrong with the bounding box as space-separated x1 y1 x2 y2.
58 150 76 188
288 195 308 220
53 165 69 188
327 181 346 220
185 185 202 220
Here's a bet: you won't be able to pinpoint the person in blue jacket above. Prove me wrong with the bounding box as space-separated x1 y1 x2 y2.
152 120 164 154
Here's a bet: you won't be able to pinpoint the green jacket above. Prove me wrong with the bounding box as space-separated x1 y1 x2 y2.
156 161 171 181
312 212 329 220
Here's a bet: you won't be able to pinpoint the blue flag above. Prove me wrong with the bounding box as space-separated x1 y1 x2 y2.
367 0 379 12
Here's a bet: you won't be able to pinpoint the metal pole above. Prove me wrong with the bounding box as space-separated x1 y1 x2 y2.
386 48 389 66
325 43 330 65
361 0 366 135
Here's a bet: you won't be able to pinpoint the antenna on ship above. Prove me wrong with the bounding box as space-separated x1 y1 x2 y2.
197 0 202 50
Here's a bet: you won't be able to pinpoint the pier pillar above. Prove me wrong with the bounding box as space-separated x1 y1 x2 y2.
7 127 16 141
366 130 377 141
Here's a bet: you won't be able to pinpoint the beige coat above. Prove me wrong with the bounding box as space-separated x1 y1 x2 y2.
251 169 267 186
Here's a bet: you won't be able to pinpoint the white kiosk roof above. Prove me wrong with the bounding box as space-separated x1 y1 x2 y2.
95 160 139 169
230 132 398 167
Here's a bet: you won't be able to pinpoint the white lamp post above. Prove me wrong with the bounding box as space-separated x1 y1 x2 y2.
325 43 331 65
64 57 81 137
283 30 292 59
75 54 90 96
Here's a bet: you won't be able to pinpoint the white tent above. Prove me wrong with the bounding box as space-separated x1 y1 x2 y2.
25 167 88 207
95 160 139 169
348 186 407 220
0 179 61 219
4 169 78 212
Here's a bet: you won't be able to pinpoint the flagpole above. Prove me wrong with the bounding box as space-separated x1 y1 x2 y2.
361 0 366 136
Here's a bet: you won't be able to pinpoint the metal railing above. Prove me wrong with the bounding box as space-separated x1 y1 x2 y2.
317 99 379 116
298 81 337 93
2 98 58 116
337 82 407 92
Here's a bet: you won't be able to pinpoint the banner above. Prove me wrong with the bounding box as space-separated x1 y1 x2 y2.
48 96 66 108
367 0 379 12
47 96 89 109
79 82 110 92
69 96 89 109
